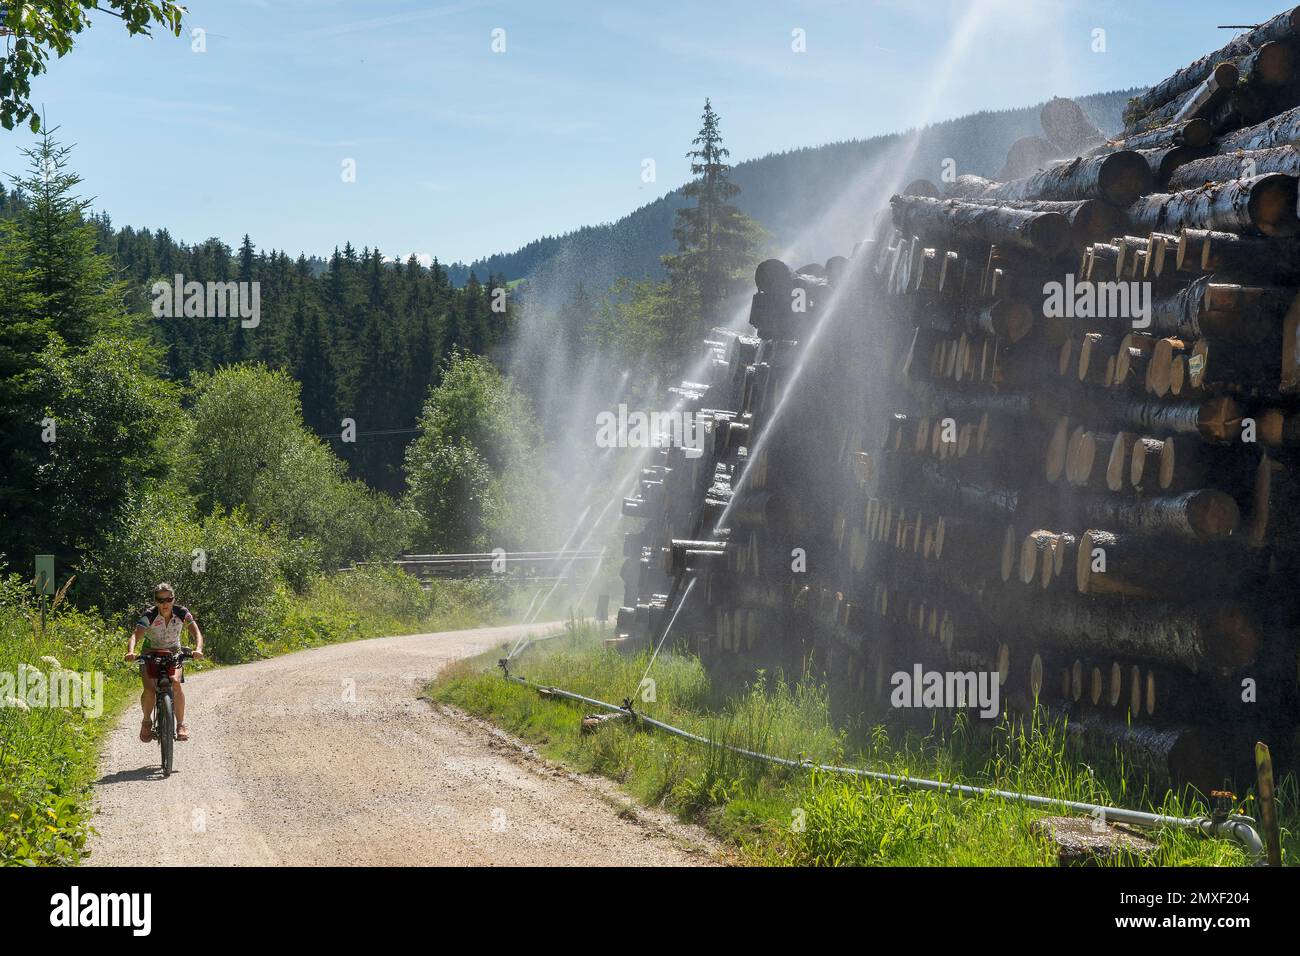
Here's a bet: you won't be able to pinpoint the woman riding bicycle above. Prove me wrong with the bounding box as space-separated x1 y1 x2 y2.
124 583 205 742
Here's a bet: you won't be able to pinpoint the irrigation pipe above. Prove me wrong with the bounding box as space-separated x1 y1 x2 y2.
497 665 1267 863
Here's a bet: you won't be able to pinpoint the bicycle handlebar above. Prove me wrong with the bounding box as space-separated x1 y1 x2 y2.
125 648 198 664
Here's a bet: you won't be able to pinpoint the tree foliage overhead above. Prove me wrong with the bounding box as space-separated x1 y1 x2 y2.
0 1 187 131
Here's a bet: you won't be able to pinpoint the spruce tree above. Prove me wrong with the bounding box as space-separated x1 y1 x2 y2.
9 131 126 346
663 99 767 332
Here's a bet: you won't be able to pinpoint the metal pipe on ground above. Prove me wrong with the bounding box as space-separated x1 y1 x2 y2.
497 669 1267 863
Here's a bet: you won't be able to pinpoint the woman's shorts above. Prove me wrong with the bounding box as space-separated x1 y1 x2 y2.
140 655 182 681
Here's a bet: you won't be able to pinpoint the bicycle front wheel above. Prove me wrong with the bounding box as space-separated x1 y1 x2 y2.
157 694 175 777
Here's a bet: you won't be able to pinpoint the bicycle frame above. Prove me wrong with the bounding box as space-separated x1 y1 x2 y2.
139 648 193 777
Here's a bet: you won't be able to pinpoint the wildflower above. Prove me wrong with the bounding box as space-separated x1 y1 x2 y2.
3 695 31 712
40 655 62 670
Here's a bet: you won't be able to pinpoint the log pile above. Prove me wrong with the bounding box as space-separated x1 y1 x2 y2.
615 14 1300 793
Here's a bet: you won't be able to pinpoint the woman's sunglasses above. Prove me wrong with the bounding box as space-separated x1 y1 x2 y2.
156 596 174 604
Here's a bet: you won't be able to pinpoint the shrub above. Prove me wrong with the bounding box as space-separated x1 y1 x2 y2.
83 506 283 662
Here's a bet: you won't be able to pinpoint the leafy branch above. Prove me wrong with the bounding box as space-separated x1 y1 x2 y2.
1 1 186 132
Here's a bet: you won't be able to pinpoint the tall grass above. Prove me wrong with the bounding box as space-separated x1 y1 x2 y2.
0 575 127 865
433 624 1295 867
258 565 510 656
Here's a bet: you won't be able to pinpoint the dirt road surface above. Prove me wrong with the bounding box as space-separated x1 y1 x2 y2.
88 623 719 866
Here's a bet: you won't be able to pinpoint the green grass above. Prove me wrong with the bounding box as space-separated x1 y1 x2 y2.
256 565 510 656
0 575 130 865
0 564 515 866
432 623 1297 867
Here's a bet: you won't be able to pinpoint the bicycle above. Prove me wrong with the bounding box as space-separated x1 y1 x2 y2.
127 647 196 777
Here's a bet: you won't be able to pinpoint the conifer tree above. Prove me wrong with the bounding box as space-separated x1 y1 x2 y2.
663 99 767 331
9 131 125 346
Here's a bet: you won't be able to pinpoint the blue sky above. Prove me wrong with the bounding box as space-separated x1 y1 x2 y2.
1 0 1290 264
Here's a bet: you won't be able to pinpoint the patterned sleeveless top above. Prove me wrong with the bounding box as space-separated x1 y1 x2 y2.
136 605 194 651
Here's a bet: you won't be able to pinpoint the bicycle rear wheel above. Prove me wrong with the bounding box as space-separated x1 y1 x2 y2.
157 694 175 777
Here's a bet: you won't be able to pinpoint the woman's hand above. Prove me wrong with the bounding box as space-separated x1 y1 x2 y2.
124 652 138 662
192 648 204 660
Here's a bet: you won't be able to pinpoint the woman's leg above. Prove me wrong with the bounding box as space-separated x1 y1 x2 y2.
139 668 157 741
174 672 187 739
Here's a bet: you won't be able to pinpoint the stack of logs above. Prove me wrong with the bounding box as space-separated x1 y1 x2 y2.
617 9 1300 792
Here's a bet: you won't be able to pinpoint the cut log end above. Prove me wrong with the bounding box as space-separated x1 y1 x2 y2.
1099 151 1156 206
1249 173 1300 238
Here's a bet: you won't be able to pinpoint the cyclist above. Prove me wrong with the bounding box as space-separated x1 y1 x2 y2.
124 583 204 743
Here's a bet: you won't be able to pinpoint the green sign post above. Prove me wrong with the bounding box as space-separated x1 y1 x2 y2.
35 554 55 596
35 554 55 633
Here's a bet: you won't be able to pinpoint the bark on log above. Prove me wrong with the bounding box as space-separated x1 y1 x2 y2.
1239 38 1300 87
1228 84 1273 126
1159 435 1205 492
1177 227 1300 281
1167 145 1300 191
889 195 1072 257
1207 94 1247 137
944 152 1152 207
1132 62 1240 134
1051 705 1231 791
1218 102 1300 151
1133 145 1213 187
1075 529 1249 597
1282 288 1300 393
1127 174 1300 238
1097 393 1241 442
1184 337 1283 393
983 590 1259 672
950 196 1130 247
916 460 1020 520
1170 62 1240 124
1150 274 1290 343
1127 12 1300 122
1089 118 1214 155
1080 488 1240 539
1000 523 1018 582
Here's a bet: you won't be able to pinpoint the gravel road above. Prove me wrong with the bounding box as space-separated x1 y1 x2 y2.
88 623 719 866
